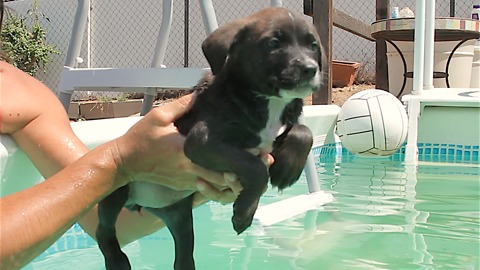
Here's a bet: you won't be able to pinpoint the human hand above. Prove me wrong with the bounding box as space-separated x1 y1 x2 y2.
113 93 227 190
113 93 274 204
193 152 274 206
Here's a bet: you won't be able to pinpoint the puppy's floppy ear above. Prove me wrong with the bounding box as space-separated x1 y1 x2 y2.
201 20 245 75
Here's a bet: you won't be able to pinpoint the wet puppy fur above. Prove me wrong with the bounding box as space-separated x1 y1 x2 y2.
96 7 324 270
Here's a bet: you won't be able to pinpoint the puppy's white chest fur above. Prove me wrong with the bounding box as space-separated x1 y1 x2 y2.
256 98 288 153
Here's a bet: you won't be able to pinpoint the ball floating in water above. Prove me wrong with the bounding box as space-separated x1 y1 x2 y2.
336 89 408 157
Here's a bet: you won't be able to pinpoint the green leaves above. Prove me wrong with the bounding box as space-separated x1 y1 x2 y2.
1 7 59 76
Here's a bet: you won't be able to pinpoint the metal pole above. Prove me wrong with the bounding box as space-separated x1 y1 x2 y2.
199 0 218 35
184 0 189 67
412 0 426 95
64 0 89 68
141 0 174 115
59 0 90 111
449 0 455 17
270 0 282 7
424 0 435 90
298 115 320 193
151 0 173 68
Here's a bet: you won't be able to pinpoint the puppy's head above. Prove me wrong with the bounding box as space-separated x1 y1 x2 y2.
202 7 324 100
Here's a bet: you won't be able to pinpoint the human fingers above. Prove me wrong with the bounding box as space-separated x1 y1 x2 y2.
260 153 274 167
189 163 226 186
224 173 243 196
196 179 237 205
192 192 209 208
216 154 272 196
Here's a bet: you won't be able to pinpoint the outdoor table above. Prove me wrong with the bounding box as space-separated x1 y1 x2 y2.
371 17 480 96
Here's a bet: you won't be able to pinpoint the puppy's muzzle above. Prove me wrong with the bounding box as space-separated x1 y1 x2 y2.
279 58 319 89
295 58 318 80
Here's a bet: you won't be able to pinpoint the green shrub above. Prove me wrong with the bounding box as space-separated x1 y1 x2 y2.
1 2 59 76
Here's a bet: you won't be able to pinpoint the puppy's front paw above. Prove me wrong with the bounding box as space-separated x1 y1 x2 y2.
232 214 254 235
270 124 313 189
232 196 261 234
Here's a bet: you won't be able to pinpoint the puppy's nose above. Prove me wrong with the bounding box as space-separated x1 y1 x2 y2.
300 62 318 79
292 58 318 79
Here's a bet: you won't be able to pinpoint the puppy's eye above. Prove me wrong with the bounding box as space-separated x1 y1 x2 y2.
310 41 319 51
265 38 280 49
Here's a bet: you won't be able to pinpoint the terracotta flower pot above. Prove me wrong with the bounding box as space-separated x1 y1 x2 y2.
332 60 361 87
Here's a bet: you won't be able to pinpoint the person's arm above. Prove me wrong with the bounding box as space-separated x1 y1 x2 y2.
0 93 224 269
0 61 162 247
0 140 124 269
0 62 269 268
0 61 242 248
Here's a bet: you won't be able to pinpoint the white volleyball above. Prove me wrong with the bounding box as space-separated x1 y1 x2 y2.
336 89 408 157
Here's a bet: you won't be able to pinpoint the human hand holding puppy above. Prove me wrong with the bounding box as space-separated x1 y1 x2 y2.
113 93 273 196
79 92 263 247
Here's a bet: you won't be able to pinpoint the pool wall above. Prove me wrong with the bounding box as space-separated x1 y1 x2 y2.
418 106 480 145
416 105 479 163
0 105 341 197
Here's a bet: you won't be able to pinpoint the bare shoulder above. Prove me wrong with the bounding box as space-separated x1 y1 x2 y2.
1 61 88 176
0 61 67 134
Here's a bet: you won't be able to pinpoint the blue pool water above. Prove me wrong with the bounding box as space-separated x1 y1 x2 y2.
24 144 479 270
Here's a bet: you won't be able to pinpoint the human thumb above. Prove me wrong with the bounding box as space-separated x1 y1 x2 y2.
152 93 196 124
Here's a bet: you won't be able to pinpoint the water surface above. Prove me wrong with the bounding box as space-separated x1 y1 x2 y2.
26 150 479 270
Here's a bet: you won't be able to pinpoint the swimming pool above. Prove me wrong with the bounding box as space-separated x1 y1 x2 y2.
1 104 478 270
21 143 479 270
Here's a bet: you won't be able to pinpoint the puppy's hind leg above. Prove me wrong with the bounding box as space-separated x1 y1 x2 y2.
145 195 195 270
96 186 131 270
229 156 270 234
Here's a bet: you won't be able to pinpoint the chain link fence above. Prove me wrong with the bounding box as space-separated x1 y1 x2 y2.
4 0 475 101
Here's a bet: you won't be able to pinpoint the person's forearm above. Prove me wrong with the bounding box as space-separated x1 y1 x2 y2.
0 142 125 269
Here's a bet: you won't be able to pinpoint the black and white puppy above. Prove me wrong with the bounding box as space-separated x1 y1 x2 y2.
96 7 324 270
